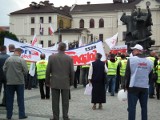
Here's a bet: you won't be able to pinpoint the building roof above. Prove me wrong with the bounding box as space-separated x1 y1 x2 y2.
10 1 71 17
54 28 89 34
71 0 142 13
0 26 9 32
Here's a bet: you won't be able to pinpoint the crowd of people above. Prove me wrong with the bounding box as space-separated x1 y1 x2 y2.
0 43 159 120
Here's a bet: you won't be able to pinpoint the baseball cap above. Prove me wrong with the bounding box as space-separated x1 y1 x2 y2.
130 44 143 51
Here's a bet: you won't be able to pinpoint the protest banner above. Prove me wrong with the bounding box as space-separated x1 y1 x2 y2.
4 38 106 65
110 45 127 54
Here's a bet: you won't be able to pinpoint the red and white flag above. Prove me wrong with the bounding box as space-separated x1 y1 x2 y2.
31 34 38 46
49 24 54 35
105 33 118 49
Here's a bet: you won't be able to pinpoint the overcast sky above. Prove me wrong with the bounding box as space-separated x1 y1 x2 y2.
0 0 113 26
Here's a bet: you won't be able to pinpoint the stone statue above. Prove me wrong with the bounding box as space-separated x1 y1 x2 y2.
120 6 155 52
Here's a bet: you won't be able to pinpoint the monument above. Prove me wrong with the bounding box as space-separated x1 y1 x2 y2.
120 5 155 52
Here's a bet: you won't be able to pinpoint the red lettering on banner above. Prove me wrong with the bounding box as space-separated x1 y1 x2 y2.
21 54 32 59
71 50 97 65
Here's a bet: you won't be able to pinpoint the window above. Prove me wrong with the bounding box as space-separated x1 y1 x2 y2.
99 18 104 28
48 40 52 47
79 19 84 28
59 20 63 28
48 17 52 23
40 17 44 23
40 40 44 47
122 32 126 41
31 28 35 35
90 19 94 28
31 17 35 24
99 34 103 42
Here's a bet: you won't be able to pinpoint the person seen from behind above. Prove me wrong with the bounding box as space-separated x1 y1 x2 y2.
124 44 153 120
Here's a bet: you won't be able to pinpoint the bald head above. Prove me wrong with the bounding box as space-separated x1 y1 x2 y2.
40 53 45 59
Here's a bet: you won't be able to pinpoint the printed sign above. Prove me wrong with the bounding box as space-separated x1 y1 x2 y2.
4 38 106 65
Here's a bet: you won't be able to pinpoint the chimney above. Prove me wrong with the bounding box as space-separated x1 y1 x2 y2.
87 1 90 5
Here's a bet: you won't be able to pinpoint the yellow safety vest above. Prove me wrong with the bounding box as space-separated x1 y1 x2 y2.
147 56 156 73
26 61 31 70
116 56 121 62
36 60 48 80
120 59 127 76
156 65 160 83
107 60 118 75
81 65 90 68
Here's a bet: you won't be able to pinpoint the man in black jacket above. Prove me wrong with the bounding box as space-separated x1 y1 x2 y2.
0 46 9 107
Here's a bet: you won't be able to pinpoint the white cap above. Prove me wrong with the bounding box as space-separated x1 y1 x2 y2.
131 44 143 51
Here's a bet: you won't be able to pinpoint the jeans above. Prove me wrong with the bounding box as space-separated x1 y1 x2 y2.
149 81 154 96
127 89 148 120
6 85 26 119
106 75 116 95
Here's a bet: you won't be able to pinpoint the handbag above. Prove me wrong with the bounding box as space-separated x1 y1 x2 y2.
84 83 92 96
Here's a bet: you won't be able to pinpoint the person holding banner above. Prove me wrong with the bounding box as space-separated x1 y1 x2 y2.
46 42 74 120
36 53 50 99
88 53 108 110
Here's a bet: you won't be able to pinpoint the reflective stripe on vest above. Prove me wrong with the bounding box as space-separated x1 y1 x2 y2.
120 59 127 76
81 65 90 68
107 60 118 75
36 60 48 80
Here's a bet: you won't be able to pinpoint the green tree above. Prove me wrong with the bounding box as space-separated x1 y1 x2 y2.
0 31 18 46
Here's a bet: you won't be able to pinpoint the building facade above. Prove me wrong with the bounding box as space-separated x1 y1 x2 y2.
9 0 160 51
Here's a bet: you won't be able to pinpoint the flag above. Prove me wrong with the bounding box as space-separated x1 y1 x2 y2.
49 24 54 35
39 24 43 35
31 34 38 46
105 33 118 49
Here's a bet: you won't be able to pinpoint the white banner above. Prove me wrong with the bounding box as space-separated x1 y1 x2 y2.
4 38 106 65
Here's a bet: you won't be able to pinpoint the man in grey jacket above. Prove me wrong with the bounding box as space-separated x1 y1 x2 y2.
46 42 74 120
3 48 28 120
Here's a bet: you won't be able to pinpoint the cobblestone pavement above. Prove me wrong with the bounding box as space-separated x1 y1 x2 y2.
0 85 159 120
